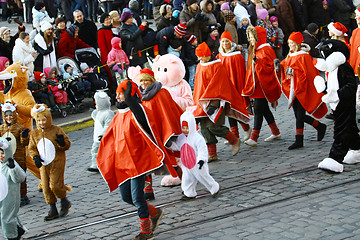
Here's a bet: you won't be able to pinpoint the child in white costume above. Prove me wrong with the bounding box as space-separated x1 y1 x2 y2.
169 111 220 199
88 91 115 172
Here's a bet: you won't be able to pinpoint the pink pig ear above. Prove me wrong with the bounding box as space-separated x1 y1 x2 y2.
154 55 161 62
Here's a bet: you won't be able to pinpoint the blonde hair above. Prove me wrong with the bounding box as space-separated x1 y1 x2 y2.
138 73 156 83
285 40 301 60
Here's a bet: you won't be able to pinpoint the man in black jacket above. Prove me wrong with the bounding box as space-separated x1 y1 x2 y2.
156 23 187 55
73 10 98 49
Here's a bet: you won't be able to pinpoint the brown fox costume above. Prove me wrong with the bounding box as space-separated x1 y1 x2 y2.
28 104 72 220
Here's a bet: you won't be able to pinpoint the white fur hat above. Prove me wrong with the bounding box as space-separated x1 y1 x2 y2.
40 21 53 32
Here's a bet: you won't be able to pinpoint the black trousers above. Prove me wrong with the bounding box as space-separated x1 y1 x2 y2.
292 98 315 130
253 98 275 130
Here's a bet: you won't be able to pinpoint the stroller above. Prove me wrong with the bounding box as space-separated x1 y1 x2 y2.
57 57 89 114
6 0 24 23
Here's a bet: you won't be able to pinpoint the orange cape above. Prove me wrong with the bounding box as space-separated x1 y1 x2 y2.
217 51 250 107
97 108 165 192
350 28 360 75
281 51 327 119
242 44 282 103
141 88 184 176
192 59 250 124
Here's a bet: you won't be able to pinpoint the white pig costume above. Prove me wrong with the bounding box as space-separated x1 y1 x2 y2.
169 112 220 198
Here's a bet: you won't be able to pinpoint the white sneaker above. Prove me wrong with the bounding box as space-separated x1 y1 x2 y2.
244 139 257 146
264 134 281 142
243 129 251 141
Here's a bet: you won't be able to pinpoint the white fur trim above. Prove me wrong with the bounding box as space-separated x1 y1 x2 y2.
118 107 130 113
314 76 326 93
256 43 271 50
325 52 346 72
98 92 108 99
318 157 344 172
355 8 360 16
289 50 308 57
199 59 221 66
314 58 327 72
1 102 16 112
343 150 360 164
219 51 242 57
328 22 343 36
32 104 46 114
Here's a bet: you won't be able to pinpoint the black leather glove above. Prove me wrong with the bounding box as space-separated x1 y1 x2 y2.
21 128 30 138
207 105 217 115
48 45 53 53
5 137 11 142
98 135 103 141
7 158 15 169
33 155 43 168
55 134 65 147
198 160 204 170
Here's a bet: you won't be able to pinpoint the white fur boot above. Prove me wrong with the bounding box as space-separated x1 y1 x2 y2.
343 150 360 164
160 175 181 187
318 158 344 173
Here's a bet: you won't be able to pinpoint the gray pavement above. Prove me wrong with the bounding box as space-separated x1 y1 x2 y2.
6 95 360 240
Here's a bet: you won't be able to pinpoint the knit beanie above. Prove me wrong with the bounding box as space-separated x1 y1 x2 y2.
34 71 45 82
328 22 347 36
34 2 45 11
100 13 110 23
269 16 278 23
288 32 304 45
55 17 65 27
186 34 197 44
40 21 52 32
256 9 269 21
174 23 187 36
220 31 232 42
307 23 319 34
0 27 10 39
224 11 235 22
120 11 133 22
186 0 197 6
220 2 230 11
66 24 78 37
80 62 89 72
109 10 119 19
195 42 211 57
129 0 139 10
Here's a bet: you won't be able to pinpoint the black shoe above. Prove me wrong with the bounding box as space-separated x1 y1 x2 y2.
20 195 30 207
87 167 99 173
145 192 155 200
181 194 196 201
316 123 327 141
212 186 221 198
59 200 71 217
288 135 304 150
17 225 25 238
44 209 59 221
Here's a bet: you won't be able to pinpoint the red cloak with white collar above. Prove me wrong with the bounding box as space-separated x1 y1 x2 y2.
349 28 360 75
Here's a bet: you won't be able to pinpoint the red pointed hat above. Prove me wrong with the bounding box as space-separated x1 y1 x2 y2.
116 79 142 98
34 71 45 82
328 22 347 36
140 68 154 77
220 31 232 42
288 32 304 45
195 42 211 57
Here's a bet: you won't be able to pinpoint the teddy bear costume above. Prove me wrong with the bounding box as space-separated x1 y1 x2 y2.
28 104 71 219
89 91 115 172
0 102 30 206
0 138 26 240
315 39 360 172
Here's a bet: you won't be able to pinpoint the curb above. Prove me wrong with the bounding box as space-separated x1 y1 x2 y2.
58 116 94 133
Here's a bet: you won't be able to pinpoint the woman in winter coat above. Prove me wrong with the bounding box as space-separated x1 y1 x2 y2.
33 22 57 72
120 11 148 67
12 32 36 79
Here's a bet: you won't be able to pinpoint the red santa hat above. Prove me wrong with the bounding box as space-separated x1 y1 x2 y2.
288 32 304 45
328 22 347 36
220 31 232 42
116 79 142 99
34 71 45 82
195 42 211 57
355 8 360 16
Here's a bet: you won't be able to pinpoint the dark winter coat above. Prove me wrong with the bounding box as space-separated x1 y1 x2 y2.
205 35 220 57
302 30 320 58
179 5 206 43
247 2 257 26
276 0 296 39
331 0 352 25
156 26 186 55
74 19 98 49
157 16 179 32
120 23 147 67
0 39 12 63
182 41 198 66
98 25 114 65
290 0 307 31
57 31 90 59
305 0 326 27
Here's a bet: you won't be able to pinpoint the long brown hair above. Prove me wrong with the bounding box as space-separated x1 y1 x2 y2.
43 30 54 46
246 26 258 69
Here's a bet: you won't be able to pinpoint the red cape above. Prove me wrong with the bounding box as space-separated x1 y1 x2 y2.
192 59 250 124
97 108 164 192
242 44 282 103
141 88 184 176
350 28 360 75
217 51 250 107
281 51 327 119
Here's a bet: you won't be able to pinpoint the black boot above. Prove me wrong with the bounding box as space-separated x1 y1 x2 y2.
59 198 71 217
315 123 326 141
288 135 304 150
44 206 59 221
20 195 30 207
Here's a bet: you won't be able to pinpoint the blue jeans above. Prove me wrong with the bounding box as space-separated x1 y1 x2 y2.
119 175 149 218
188 64 197 88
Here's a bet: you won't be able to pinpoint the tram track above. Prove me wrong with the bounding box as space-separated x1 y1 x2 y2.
29 166 344 239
